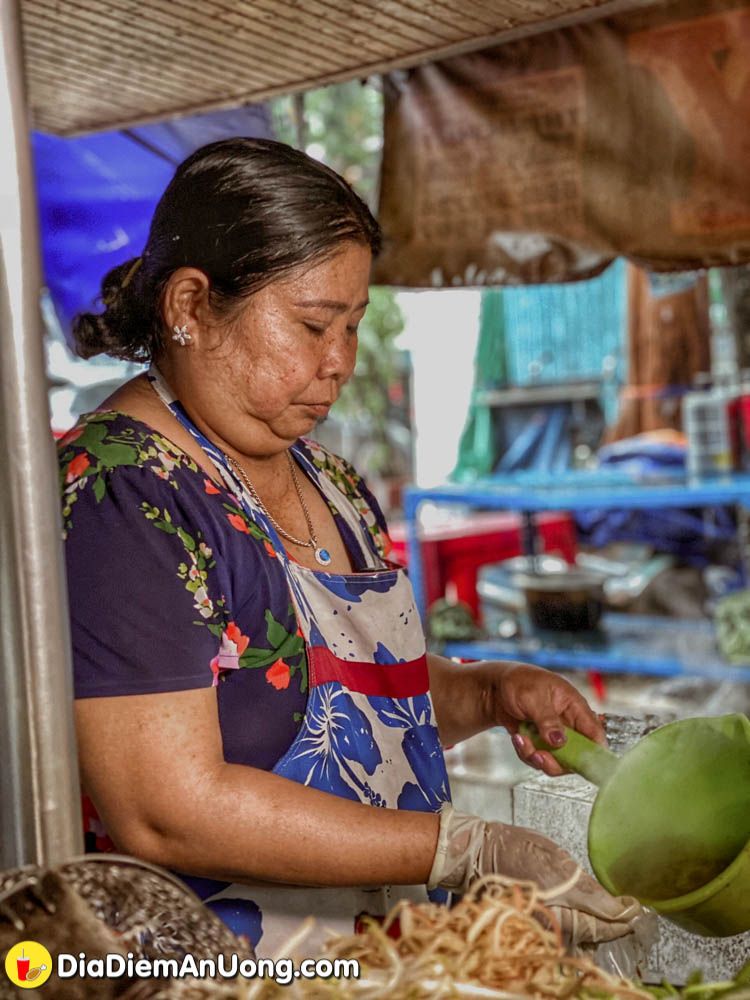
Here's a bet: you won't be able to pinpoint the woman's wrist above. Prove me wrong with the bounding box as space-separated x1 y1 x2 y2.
427 654 519 745
483 659 526 730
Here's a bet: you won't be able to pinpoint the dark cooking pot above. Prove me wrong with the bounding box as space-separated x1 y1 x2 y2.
510 565 605 631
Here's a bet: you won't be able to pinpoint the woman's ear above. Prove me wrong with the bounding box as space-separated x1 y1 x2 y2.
161 268 212 340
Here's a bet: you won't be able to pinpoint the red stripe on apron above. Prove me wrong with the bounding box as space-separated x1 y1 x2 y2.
308 646 429 697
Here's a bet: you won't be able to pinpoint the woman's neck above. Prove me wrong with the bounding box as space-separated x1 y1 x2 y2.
101 373 290 494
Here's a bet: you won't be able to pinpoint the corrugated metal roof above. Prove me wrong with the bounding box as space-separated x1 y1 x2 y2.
21 0 655 136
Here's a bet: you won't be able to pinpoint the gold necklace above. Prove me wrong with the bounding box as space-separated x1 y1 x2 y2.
143 368 332 562
226 452 332 567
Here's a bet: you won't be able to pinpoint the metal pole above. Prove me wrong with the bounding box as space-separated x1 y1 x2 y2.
0 0 82 868
403 490 428 624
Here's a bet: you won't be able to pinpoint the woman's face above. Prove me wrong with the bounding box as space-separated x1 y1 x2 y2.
179 241 372 458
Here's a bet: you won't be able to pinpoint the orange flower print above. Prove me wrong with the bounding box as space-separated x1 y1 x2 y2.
209 655 222 687
66 452 90 483
381 531 394 558
225 621 249 656
266 659 290 690
263 539 277 559
209 622 250 687
59 425 84 447
204 478 221 495
227 513 249 533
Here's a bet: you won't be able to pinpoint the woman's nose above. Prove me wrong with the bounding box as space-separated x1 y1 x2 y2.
318 327 356 381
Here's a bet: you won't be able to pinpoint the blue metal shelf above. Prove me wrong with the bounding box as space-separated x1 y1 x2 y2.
442 613 750 683
404 470 750 682
404 471 750 515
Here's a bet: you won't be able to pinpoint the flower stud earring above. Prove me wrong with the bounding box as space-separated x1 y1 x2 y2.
171 324 192 346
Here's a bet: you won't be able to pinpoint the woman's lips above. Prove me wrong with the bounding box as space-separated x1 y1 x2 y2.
299 402 332 417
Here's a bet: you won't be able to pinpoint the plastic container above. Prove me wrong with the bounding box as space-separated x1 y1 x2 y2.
714 370 741 470
738 369 750 472
683 376 732 478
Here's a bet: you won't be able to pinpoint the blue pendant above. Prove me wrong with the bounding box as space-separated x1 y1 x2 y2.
315 547 332 566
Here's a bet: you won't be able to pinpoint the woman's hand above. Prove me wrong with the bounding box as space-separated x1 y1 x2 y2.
493 661 606 776
427 654 604 774
429 806 655 947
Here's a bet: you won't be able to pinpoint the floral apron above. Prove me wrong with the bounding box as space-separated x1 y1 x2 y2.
149 369 451 956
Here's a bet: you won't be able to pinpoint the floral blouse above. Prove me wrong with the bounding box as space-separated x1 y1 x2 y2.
59 412 393 781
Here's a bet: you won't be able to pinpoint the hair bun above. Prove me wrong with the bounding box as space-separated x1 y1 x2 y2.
72 257 151 361
72 310 123 360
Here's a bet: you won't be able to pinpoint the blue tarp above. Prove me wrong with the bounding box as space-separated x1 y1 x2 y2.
33 104 273 342
575 438 738 565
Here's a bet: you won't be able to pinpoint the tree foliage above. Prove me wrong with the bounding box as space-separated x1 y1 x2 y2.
271 82 407 476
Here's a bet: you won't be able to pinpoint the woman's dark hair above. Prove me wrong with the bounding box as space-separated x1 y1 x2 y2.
73 138 382 361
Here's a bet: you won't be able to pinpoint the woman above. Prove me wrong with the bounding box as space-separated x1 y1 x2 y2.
61 138 646 956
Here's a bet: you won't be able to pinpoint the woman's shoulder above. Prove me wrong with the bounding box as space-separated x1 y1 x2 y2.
57 410 233 537
58 409 200 474
58 409 206 495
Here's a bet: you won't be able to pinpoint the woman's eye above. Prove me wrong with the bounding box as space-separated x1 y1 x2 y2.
304 322 326 334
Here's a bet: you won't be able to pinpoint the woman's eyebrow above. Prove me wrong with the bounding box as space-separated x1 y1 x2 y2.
293 298 370 311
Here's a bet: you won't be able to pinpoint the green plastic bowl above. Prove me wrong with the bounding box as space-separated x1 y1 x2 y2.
525 714 750 937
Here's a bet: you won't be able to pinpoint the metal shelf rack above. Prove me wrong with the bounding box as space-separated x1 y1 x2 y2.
403 470 750 682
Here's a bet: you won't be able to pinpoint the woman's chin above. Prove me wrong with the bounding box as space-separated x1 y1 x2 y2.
268 415 319 445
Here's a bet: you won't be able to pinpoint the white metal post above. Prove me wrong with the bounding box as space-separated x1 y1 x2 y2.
0 0 82 868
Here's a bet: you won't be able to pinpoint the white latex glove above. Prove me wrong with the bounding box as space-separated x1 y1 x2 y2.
428 805 657 948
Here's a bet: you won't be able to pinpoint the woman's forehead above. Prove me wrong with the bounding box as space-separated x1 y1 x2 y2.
268 244 372 303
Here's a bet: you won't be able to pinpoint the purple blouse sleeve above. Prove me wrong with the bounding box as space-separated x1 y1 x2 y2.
65 463 229 697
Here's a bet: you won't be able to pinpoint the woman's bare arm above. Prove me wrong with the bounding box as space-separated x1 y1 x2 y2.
75 688 439 886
